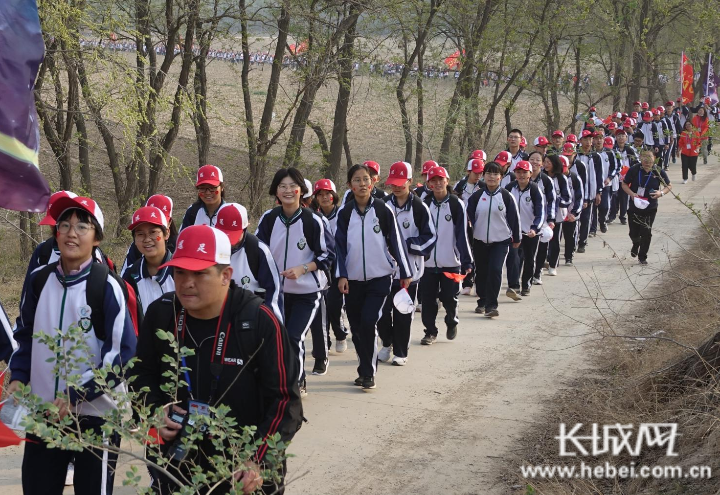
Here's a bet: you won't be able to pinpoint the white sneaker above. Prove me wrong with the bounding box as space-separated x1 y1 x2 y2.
391 356 407 366
460 287 471 295
548 267 557 276
692 175 696 181
532 276 543 285
335 339 347 353
682 179 687 184
65 463 74 486
378 346 393 362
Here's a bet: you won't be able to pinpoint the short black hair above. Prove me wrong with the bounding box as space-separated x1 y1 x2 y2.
508 128 523 137
482 162 503 176
544 154 563 177
269 168 308 197
56 208 104 241
347 164 372 185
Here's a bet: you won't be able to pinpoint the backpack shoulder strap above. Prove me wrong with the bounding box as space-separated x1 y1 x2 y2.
182 201 203 229
86 263 110 340
231 288 264 366
448 194 462 219
244 233 261 281
410 195 426 231
37 239 54 267
31 262 59 298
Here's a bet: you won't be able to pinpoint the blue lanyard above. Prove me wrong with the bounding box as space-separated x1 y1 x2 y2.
638 169 653 191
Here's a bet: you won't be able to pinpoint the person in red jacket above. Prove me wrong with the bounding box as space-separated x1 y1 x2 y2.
692 107 710 165
678 120 701 183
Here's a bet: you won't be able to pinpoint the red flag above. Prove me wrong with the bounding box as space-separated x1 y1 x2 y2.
443 272 466 283
444 50 464 70
681 52 694 104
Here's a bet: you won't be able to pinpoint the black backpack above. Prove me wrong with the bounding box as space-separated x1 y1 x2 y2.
32 262 143 339
180 201 204 230
240 233 262 282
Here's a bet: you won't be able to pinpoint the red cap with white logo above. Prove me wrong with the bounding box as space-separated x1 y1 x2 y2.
562 143 576 156
494 151 512 166
580 130 593 138
363 161 380 175
422 160 439 175
607 122 617 130
48 196 105 231
603 136 615 148
592 131 604 138
642 111 652 122
159 225 231 271
467 159 484 174
39 190 78 226
551 130 564 138
386 161 413 186
196 164 224 187
566 134 578 144
559 155 570 173
145 194 173 222
641 102 649 109
631 111 639 119
215 203 249 245
128 206 169 231
427 166 449 181
534 136 549 146
470 150 487 161
519 136 527 148
514 160 531 172
633 101 641 106
313 179 337 194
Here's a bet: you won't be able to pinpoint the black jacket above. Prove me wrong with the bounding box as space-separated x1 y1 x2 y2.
131 284 303 462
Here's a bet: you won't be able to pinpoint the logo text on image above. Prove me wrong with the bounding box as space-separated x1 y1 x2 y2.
555 423 679 457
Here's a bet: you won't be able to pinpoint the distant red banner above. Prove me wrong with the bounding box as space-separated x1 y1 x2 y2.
681 52 694 105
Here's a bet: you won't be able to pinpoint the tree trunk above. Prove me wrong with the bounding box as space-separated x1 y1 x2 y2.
414 40 425 173
308 121 330 166
343 129 353 170
193 31 211 167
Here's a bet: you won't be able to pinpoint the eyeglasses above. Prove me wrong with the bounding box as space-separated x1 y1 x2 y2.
197 186 220 194
57 221 95 236
351 177 372 185
277 183 299 191
135 228 165 240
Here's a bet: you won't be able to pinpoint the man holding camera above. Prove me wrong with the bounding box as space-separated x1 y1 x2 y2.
132 225 303 494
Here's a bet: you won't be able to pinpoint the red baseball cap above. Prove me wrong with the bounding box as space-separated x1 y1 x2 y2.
386 161 413 186
666 101 674 107
603 136 615 148
630 111 639 119
641 102 649 109
145 194 173 222
519 136 527 148
633 101 641 106
48 196 105 231
551 130 564 138
642 111 652 122
313 178 337 194
39 190 78 226
128 206 169 231
196 165 224 187
494 151 512 166
676 97 682 103
580 130 593 139
592 131 604 138
467 159 484 174
615 128 627 136
514 160 531 172
422 160 439 175
427 166 449 181
470 149 487 161
562 143 576 156
589 106 596 112
607 122 617 130
651 108 660 116
215 203 249 245
566 134 578 144
657 105 665 113
559 155 570 173
705 96 712 104
534 136 549 146
159 225 231 271
363 160 380 174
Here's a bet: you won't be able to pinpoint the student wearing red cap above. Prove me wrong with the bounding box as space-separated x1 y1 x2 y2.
528 151 556 285
639 111 661 154
420 166 472 344
506 128 529 172
494 151 516 188
341 160 388 204
335 164 412 390
608 129 639 225
122 206 176 314
632 101 642 113
454 156 485 296
312 179 348 353
505 161 545 295
574 132 602 251
256 168 335 396
414 160 438 200
377 162 436 366
543 155 572 276
9 196 137 495
559 156 584 266
548 130 565 156
533 136 549 154
180 164 226 230
131 225 302 494
595 136 620 233
120 194 178 276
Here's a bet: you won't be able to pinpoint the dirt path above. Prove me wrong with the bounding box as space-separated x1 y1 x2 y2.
0 158 717 494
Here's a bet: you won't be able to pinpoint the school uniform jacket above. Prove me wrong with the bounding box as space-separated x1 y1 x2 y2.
256 206 335 294
598 149 619 185
320 206 339 236
466 187 521 244
507 149 529 173
551 174 572 223
453 176 484 205
500 170 516 189
387 194 437 282
180 199 226 230
0 301 14 363
505 181 545 234
122 252 176 315
566 172 584 217
11 263 137 417
423 194 473 272
341 187 388 205
413 184 432 201
639 121 661 149
574 150 603 199
334 198 412 281
229 233 284 323
533 172 557 224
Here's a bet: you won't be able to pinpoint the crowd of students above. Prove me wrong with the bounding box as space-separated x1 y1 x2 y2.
0 97 714 493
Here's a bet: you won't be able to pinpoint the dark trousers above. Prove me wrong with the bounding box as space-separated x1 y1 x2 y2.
22 417 120 495
590 201 599 234
534 240 549 278
516 235 540 290
462 225 475 288
628 209 657 262
547 222 564 268
506 245 520 290
473 240 510 311
681 154 698 180
420 269 460 336
662 144 672 168
562 220 578 261
284 292 321 383
325 278 347 345
597 186 612 228
378 280 418 358
578 203 591 246
608 188 628 222
346 276 392 377
310 290 329 360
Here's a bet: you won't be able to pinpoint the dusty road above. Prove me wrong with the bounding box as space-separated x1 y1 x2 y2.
0 158 717 494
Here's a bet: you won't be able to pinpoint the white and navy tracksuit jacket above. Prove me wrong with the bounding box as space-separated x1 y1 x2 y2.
566 172 584 217
256 206 335 294
466 188 521 244
453 176 484 205
639 121 661 149
598 149 619 187
341 187 388 205
10 262 137 416
505 181 545 234
386 195 437 282
574 151 603 200
335 198 412 281
508 149 529 173
551 174 572 223
413 185 432 201
122 252 176 315
423 194 473 271
500 170 516 189
180 199 226 230
533 172 557 225
229 233 284 323
0 300 14 363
